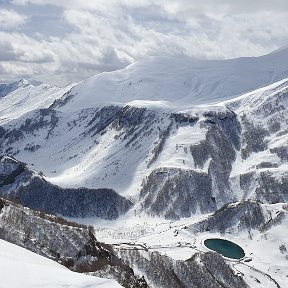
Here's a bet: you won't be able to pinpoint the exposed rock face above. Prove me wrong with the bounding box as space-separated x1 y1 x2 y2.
0 156 133 219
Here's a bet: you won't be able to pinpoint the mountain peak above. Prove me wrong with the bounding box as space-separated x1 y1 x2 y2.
0 78 47 98
17 78 44 87
0 80 25 98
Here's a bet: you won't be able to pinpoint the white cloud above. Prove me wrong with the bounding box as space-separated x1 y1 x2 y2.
0 32 56 63
12 0 288 14
11 0 153 10
1 0 288 85
0 9 27 29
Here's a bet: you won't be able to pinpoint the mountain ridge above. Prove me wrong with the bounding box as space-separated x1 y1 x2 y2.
53 47 288 113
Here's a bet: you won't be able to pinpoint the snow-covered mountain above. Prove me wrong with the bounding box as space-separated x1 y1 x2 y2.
53 46 288 110
1 48 288 216
1 47 288 287
0 79 73 125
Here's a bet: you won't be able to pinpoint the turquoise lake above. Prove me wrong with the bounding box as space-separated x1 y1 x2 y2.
204 238 245 259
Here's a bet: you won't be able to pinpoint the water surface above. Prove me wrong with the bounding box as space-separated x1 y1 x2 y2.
204 238 245 259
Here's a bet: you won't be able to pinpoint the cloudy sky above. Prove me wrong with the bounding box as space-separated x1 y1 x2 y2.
0 0 288 86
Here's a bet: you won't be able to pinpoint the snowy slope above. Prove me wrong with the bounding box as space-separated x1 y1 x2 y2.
0 79 28 98
0 239 122 288
0 79 73 124
56 47 288 112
